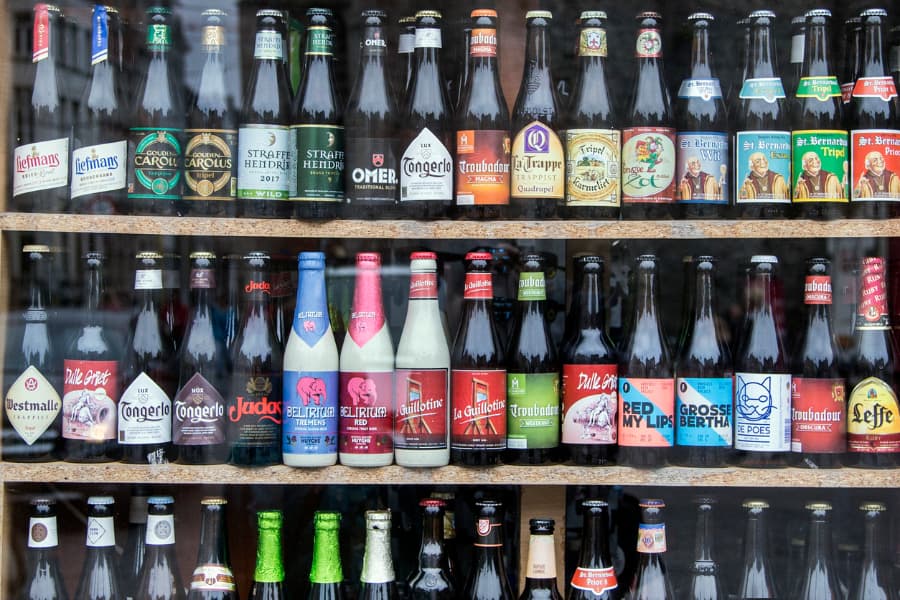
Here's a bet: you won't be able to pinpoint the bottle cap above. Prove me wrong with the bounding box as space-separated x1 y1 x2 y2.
465 251 493 261
356 252 381 267
636 11 662 20
256 9 283 18
805 501 833 511
750 255 778 264
136 251 163 261
147 6 171 16
190 251 216 260
148 495 175 506
365 510 392 528
693 496 718 505
639 498 665 509
257 510 283 529
411 251 437 261
307 8 333 18
85 251 104 262
31 497 55 507
87 495 115 506
581 499 609 509
23 244 50 253
415 10 442 19
244 251 270 266
580 11 607 20
742 499 770 509
420 498 446 508
860 8 888 18
805 9 832 19
299 251 326 269
845 16 861 25
526 10 552 19
529 518 555 534
792 15 806 25
472 9 498 18
201 497 227 506
314 511 341 528
859 501 887 512
202 8 227 18
749 10 776 19
399 15 416 24
574 254 603 265
688 12 715 21
362 9 387 18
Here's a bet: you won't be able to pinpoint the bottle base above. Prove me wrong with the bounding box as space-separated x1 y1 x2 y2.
395 449 450 467
339 452 394 467
450 449 503 466
284 453 338 467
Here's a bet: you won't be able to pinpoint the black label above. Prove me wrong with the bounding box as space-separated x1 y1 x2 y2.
345 137 398 202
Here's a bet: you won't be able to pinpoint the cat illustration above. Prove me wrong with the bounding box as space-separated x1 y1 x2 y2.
736 376 773 421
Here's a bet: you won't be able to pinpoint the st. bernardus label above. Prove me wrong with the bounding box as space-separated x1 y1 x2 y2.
791 130 849 201
735 131 791 203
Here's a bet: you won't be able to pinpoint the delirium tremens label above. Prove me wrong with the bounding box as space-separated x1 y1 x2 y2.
284 370 338 455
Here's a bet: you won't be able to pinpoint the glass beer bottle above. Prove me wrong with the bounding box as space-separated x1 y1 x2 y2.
74 496 122 600
851 502 896 600
409 500 455 600
795 502 842 600
360 511 398 600
737 500 778 599
567 500 619 600
20 498 68 600
249 511 285 600
687 498 724 600
309 511 344 600
464 500 514 600
135 496 184 600
629 499 674 600
187 497 237 600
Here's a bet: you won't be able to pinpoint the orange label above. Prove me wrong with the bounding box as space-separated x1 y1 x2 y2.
470 28 497 57
570 567 618 596
456 130 510 206
850 130 900 201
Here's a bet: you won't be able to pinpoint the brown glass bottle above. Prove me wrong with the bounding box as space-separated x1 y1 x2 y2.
891 26 900 91
737 500 778 600
567 500 619 600
789 16 807 99
851 502 895 600
795 502 841 600
629 499 674 600
74 496 123 600
520 519 561 600
453 26 472 114
464 500 514 600
187 497 238 600
135 496 184 600
21 498 68 600
841 18 862 106
397 17 417 105
451 252 506 466
409 499 455 600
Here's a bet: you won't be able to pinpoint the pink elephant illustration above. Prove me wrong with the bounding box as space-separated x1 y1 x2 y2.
348 377 378 406
297 377 327 406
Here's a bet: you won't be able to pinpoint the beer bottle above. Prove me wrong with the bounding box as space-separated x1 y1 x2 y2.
455 10 511 219
730 17 751 107
628 499 674 600
453 26 472 114
618 256 674 468
309 512 343 600
841 18 862 106
339 253 394 466
187 498 237 600
397 17 417 104
734 11 792 219
122 494 148 598
128 7 183 216
239 10 293 217
135 496 184 600
734 256 791 468
851 502 896 600
675 257 733 467
249 511 285 600
792 9 849 219
795 502 841 600
72 5 126 214
174 252 229 465
847 257 900 468
506 254 559 464
675 256 696 358
789 16 807 100
621 12 676 219
395 252 451 467
227 252 283 466
675 13 729 218
3 245 61 461
849 8 900 218
510 11 564 219
891 25 900 91
430 492 460 580
271 258 291 349
687 498 724 600
21 498 68 600
791 258 846 468
561 256 617 466
14 4 68 213
361 511 398 600
562 12 620 220
62 252 120 462
223 255 241 354
520 519 561 600
74 496 123 600
184 9 237 217
409 500 455 600
737 500 778 600
400 11 455 218
451 252 507 466
345 10 400 219
120 252 177 464
567 500 618 600
464 500 514 600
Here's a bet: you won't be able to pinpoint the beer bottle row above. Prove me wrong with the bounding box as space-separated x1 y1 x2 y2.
4 245 900 470
17 492 898 600
15 5 900 220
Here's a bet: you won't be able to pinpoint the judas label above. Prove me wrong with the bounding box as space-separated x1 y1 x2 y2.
346 137 399 202
850 130 900 201
128 127 183 200
451 369 506 450
455 130 510 206
394 368 449 450
118 372 172 445
791 378 846 454
13 138 69 197
401 128 453 202
5 365 61 445
284 370 339 456
561 364 617 445
173 373 227 446
618 377 674 447
227 374 282 449
184 129 236 201
622 127 676 203
511 122 564 199
339 371 394 455
62 360 118 441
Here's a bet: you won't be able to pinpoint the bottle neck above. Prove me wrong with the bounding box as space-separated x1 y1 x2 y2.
804 516 833 568
418 509 446 570
523 24 551 75
743 513 768 562
28 261 46 312
694 270 716 323
361 526 395 583
254 525 284 583
749 271 775 317
803 23 833 77
311 525 342 584
578 511 612 568
862 513 882 562
524 532 557 582
197 506 229 566
414 26 442 67
862 21 887 75
634 269 660 327
689 26 713 78
360 26 389 69
577 271 606 332
693 507 715 562
85 267 103 323
749 24 777 78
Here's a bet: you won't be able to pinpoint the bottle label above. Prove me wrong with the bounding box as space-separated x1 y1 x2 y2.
28 516 58 548
791 378 846 453
338 371 394 454
62 360 118 441
636 523 666 553
5 365 61 445
526 534 557 578
677 78 723 100
848 377 900 452
362 29 387 56
127 127 183 200
791 34 804 65
506 372 560 450
394 368 449 449
254 30 283 60
739 78 786 102
456 130 511 205
511 122 565 199
570 567 617 596
463 272 493 299
450 369 506 450
415 27 441 49
190 268 215 289
561 364 617 445
850 130 900 201
852 77 898 101
735 131 792 203
237 125 291 199
348 310 386 350
578 28 607 57
791 130 850 202
398 32 414 54
293 125 345 202
147 24 171 50
346 137 399 202
306 26 333 55
227 375 282 448
243 276 272 299
184 129 237 201
635 29 662 58
517 272 546 301
146 514 175 545
622 127 676 203
617 377 675 447
564 129 621 207
71 140 127 198
675 132 729 204
91 6 108 64
203 25 225 49
892 47 900 75
191 565 237 591
13 138 69 197
283 370 338 456
804 275 832 304
173 372 227 446
675 377 733 447
857 257 888 328
470 28 497 57
409 272 438 299
86 516 115 547
118 372 172 449
33 4 50 62
796 76 842 101
401 128 454 201
841 82 854 104
734 373 792 451
134 269 163 290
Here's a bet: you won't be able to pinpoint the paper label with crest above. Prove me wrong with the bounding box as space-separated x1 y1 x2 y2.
5 365 61 445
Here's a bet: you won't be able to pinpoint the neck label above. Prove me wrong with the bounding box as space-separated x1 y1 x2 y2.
255 30 283 60
578 28 607 57
636 30 662 58
857 257 888 326
409 272 438 299
739 78 786 102
571 567 617 596
463 272 493 299
91 6 109 64
306 26 332 56
677 79 722 100
135 269 163 290
470 28 497 57
29 516 59 548
146 514 175 545
203 25 225 48
517 272 546 301
526 535 557 578
415 28 441 49
86 516 115 547
796 76 841 100
637 523 666 553
191 565 237 591
33 5 50 62
852 77 898 101
804 275 832 304
147 24 171 50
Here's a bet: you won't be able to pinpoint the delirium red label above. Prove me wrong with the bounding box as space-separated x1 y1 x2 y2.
339 371 393 454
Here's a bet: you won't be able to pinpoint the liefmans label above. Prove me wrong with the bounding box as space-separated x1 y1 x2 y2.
71 140 127 198
128 128 183 200
675 132 729 204
622 127 676 203
184 129 237 201
13 138 69 197
511 121 564 199
792 130 849 201
796 76 842 101
293 124 344 202
735 131 791 203
565 129 620 207
237 125 291 199
506 372 560 450
401 128 453 201
739 78 786 102
850 130 900 201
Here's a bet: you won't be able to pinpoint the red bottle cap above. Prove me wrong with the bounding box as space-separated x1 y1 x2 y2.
465 251 493 261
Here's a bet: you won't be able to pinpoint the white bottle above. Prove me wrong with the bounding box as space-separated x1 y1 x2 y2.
339 252 395 467
283 252 340 467
394 252 451 466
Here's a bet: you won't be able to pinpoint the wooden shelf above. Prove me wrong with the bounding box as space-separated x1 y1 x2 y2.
2 212 900 239
2 462 897 488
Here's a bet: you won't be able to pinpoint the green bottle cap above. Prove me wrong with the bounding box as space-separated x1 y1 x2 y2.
254 510 284 583
310 511 343 584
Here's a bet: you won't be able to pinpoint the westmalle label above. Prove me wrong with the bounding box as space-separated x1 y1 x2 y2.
128 128 183 200
184 129 236 201
5 365 60 445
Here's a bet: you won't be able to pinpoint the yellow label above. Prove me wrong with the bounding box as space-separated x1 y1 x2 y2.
565 129 620 206
511 121 564 199
848 377 900 435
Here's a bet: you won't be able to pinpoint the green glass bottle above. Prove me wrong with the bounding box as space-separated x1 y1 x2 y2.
249 511 285 600
309 512 343 600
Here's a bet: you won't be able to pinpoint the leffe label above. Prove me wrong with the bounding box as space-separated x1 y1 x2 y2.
238 125 291 199
173 373 227 446
127 128 183 199
401 128 453 201
506 372 560 450
28 516 58 548
146 514 175 545
796 76 841 101
450 369 506 450
13 138 69 197
118 372 172 445
735 131 791 203
848 377 900 453
570 567 617 596
184 129 237 200
791 378 846 453
618 377 675 447
561 364 617 445
456 130 510 205
622 127 676 203
293 124 345 201
394 368 449 449
852 77 898 101
675 377 733 447
346 137 399 202
675 132 729 204
792 130 849 202
739 78 786 102
734 373 792 451
339 371 394 454
5 365 61 445
850 130 900 201
62 360 118 441
71 140 127 198
637 523 666 553
228 375 282 448
677 79 723 100
283 370 339 455
511 121 564 199
564 129 620 207
191 565 237 591
86 516 115 547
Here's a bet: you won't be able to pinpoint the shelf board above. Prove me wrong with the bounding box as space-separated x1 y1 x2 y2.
2 462 896 488
2 212 900 239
